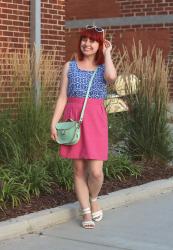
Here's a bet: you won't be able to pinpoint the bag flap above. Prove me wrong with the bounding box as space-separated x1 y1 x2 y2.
56 121 78 130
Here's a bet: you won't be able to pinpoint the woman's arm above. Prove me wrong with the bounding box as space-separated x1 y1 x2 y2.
103 40 117 83
50 62 69 141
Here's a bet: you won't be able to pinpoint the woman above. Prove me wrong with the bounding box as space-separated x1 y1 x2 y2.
51 25 117 229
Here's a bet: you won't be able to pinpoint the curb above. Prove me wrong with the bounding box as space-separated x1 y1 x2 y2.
0 177 173 241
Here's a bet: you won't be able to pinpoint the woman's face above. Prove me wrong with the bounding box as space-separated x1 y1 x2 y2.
80 37 99 57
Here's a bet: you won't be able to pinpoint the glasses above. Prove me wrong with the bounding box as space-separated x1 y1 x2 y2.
86 25 104 33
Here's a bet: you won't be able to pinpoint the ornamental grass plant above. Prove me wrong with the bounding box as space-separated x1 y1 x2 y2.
113 42 173 162
0 46 60 164
0 47 61 208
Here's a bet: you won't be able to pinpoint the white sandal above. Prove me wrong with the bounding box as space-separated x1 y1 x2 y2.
81 208 95 229
90 197 103 222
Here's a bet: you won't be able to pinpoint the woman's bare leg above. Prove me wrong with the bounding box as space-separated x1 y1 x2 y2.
73 159 92 222
87 160 104 213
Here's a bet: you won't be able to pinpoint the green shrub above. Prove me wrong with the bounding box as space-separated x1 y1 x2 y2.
20 162 53 197
45 154 73 191
108 112 126 145
0 168 30 208
104 154 141 181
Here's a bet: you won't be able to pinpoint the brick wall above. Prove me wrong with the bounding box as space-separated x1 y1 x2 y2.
0 0 66 51
117 0 173 16
0 0 66 111
65 0 173 97
66 0 121 19
41 0 65 56
66 0 173 19
0 0 30 50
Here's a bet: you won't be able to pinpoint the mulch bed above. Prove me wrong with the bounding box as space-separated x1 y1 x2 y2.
0 162 173 222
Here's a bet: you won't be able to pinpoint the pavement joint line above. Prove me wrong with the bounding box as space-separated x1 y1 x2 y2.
0 177 173 241
44 233 172 250
43 233 131 250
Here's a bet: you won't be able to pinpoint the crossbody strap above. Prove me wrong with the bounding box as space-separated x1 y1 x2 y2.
79 68 98 123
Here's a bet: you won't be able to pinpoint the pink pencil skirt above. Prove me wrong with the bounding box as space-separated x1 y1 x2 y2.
59 97 108 160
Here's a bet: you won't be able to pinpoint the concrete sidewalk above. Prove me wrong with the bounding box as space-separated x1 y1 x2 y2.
1 177 173 242
0 178 173 242
1 190 173 250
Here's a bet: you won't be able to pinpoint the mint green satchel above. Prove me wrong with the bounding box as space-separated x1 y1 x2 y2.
56 68 98 145
56 120 80 145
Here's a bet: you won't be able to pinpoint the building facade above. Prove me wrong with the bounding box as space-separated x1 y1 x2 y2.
0 0 173 110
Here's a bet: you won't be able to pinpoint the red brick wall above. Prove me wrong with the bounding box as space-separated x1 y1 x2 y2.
0 0 30 50
0 0 66 111
117 0 173 16
66 0 121 19
0 0 66 53
66 0 173 19
41 0 65 57
65 0 173 97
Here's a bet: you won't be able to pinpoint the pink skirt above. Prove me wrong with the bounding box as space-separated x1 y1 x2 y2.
59 97 108 160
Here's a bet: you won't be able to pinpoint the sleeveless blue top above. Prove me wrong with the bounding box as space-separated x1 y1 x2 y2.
67 60 107 99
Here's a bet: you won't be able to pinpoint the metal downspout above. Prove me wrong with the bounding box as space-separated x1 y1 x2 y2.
30 0 41 107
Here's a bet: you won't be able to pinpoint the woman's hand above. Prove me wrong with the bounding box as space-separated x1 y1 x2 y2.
50 126 58 141
103 39 112 55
